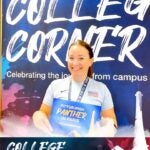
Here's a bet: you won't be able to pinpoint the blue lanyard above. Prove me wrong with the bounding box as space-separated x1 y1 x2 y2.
68 77 89 102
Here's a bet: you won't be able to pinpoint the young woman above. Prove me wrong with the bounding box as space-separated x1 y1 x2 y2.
33 40 117 136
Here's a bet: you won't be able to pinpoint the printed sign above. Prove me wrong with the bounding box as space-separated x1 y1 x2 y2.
50 98 101 136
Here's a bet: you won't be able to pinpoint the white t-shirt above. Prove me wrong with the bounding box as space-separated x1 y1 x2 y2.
43 76 113 111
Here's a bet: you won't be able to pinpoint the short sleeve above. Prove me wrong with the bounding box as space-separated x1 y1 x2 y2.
42 81 54 106
101 85 114 110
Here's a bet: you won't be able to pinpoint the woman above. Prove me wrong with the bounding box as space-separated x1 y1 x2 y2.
33 40 117 136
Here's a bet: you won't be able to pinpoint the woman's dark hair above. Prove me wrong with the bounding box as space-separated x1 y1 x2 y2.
69 40 94 78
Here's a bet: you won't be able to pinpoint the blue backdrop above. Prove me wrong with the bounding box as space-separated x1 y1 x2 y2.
2 0 150 129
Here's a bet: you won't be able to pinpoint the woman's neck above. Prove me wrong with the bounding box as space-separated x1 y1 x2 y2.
71 75 88 83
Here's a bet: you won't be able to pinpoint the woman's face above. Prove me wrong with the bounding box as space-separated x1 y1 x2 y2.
68 44 93 80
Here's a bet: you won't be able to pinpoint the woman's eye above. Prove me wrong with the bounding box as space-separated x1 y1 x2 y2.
69 57 74 60
78 57 84 61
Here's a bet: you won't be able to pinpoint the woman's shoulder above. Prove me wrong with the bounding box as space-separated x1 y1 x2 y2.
89 78 108 88
51 76 70 85
89 78 111 95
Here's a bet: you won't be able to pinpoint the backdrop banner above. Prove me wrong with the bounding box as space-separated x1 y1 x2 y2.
2 0 150 137
1 137 148 150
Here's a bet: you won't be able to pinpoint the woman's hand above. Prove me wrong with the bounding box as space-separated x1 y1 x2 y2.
32 110 53 135
88 117 117 137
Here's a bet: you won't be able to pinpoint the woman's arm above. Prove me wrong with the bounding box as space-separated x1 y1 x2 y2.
101 107 117 127
32 103 53 134
39 103 51 117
